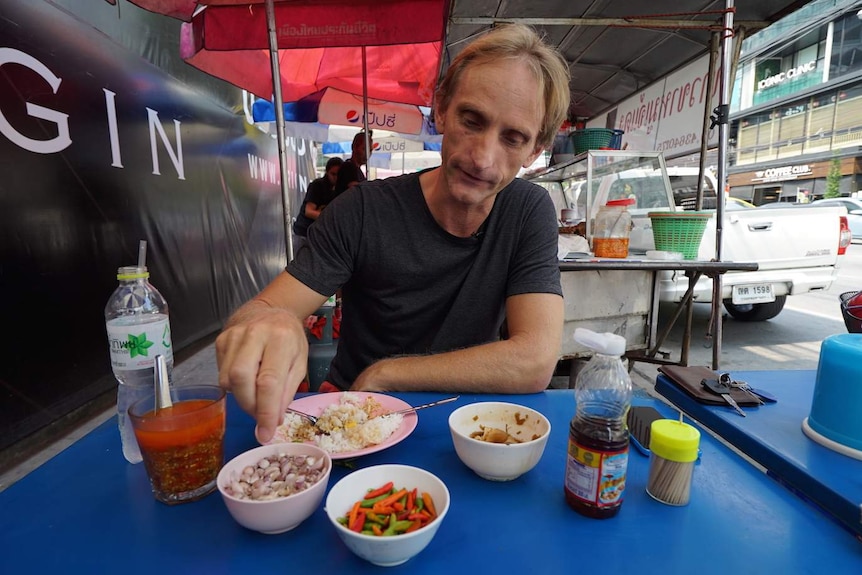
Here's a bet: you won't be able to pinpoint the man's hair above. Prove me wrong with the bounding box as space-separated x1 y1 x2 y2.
352 130 373 148
325 156 344 171
434 23 570 151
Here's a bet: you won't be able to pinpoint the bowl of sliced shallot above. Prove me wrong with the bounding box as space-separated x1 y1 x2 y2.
217 443 331 534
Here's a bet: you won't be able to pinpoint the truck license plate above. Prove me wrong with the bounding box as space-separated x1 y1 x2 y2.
732 284 775 305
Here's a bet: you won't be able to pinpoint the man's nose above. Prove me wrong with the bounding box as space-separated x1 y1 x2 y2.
468 132 496 170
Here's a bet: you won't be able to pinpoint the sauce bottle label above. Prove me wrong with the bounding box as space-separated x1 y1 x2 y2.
564 439 628 507
106 317 173 371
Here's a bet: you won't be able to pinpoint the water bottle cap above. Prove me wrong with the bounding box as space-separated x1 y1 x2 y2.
574 327 626 355
117 266 149 280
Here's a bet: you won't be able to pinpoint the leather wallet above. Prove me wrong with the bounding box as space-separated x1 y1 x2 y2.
657 365 761 407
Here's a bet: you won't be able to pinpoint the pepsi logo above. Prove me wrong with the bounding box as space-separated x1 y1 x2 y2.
345 110 360 124
372 143 381 151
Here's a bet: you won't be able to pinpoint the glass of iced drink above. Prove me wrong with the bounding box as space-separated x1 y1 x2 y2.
128 385 226 504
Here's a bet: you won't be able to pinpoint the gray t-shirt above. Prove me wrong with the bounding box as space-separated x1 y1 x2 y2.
288 172 562 389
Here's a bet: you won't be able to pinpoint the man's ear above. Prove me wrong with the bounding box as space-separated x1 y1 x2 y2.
433 105 446 134
522 146 544 169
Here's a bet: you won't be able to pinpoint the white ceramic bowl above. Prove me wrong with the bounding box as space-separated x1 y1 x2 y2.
448 401 551 481
217 443 331 534
325 464 450 567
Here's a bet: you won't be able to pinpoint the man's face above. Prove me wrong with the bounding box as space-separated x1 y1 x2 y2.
434 59 544 206
326 165 340 186
355 136 373 164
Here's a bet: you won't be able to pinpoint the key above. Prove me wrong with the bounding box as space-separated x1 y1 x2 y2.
725 377 764 405
729 379 778 403
701 377 747 417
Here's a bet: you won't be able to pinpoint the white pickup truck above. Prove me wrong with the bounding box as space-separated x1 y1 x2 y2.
532 158 852 321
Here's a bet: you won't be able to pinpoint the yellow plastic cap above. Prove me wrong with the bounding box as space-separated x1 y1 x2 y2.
649 419 701 462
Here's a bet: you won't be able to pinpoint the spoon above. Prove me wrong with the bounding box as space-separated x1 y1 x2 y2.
154 354 173 411
285 395 461 426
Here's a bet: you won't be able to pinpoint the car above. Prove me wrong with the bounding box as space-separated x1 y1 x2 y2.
726 197 756 210
810 197 862 242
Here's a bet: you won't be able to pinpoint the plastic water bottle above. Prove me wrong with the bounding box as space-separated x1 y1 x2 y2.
105 265 173 463
564 328 632 518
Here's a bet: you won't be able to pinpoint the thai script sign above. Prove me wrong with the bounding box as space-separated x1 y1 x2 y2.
588 54 720 158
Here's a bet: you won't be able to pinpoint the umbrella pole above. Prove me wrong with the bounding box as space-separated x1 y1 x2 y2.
710 0 735 370
265 0 295 262
362 46 370 172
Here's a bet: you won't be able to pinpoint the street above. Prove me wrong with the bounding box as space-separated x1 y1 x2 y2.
632 242 862 383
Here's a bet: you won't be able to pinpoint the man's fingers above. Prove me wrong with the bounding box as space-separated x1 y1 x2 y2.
253 328 305 443
216 328 265 420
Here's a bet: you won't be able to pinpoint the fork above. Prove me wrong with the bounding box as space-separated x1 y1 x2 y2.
285 407 319 426
285 395 460 427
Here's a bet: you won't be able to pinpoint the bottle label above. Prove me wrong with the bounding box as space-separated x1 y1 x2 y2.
106 317 173 371
565 439 628 507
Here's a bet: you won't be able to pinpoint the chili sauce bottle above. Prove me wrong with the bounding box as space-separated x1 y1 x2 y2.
564 328 632 518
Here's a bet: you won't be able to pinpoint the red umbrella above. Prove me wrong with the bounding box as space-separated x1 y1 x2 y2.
126 0 449 259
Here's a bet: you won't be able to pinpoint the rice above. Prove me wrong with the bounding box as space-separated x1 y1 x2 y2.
272 393 404 454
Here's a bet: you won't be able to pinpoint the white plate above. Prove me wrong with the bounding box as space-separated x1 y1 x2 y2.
266 392 418 460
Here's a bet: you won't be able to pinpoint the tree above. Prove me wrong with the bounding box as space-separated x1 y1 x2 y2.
824 156 842 198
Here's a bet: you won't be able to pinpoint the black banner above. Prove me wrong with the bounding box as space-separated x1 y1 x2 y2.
0 0 315 450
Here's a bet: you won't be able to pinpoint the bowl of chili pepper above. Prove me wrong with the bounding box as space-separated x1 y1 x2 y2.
324 464 450 567
217 442 332 534
448 401 551 481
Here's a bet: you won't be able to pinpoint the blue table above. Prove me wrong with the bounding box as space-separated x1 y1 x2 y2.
1 390 860 573
655 369 862 541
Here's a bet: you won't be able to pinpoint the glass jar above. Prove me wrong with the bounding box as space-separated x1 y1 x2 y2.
592 198 634 258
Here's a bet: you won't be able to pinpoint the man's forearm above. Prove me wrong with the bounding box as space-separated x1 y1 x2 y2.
354 336 559 395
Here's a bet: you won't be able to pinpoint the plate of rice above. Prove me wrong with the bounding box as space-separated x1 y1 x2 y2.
266 392 418 459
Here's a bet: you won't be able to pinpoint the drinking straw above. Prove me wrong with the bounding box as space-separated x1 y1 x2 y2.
138 240 147 269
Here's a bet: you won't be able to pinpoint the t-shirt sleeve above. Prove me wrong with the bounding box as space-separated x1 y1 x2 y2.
505 182 563 298
287 185 362 296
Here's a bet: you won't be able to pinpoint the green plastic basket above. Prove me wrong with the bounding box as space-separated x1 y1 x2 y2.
648 212 711 260
569 128 624 155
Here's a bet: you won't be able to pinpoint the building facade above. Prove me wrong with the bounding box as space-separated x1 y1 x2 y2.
728 2 862 204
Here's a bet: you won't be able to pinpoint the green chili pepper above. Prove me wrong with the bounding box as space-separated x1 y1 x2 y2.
360 491 393 508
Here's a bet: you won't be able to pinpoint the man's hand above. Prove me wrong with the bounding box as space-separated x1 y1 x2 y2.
215 306 309 444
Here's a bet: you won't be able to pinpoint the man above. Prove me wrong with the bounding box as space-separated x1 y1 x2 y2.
293 156 343 254
216 24 571 443
333 130 372 196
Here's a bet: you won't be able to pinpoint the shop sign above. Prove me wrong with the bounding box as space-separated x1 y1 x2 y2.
757 61 816 91
589 53 720 158
751 164 813 183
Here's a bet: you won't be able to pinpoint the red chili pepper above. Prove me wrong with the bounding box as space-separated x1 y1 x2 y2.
392 501 404 512
364 481 394 500
349 510 366 533
405 520 423 533
371 524 383 536
406 490 415 511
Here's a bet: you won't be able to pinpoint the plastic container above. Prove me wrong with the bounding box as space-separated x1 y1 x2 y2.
646 419 700 506
569 128 625 155
593 198 634 258
648 211 711 260
105 265 173 463
564 328 632 519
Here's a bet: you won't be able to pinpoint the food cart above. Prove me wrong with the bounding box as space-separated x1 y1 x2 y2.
527 151 757 369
